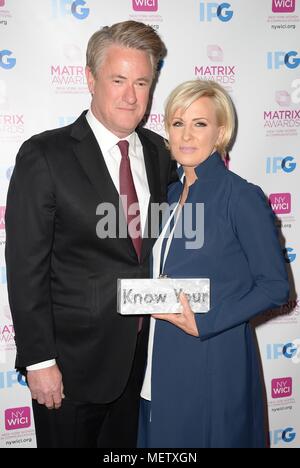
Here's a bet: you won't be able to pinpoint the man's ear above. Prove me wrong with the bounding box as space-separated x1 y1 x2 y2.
85 66 95 95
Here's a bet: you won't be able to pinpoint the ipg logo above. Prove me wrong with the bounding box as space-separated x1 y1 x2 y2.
132 0 158 11
267 51 300 70
51 0 90 20
6 166 14 181
199 2 233 22
272 0 296 13
266 156 296 174
1 266 6 284
58 116 76 127
0 50 16 70
0 371 27 390
283 247 296 263
270 428 296 446
266 340 300 362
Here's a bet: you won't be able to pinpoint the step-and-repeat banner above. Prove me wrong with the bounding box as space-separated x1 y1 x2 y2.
0 0 299 448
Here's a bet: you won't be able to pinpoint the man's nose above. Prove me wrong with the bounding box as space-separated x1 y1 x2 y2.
124 85 137 104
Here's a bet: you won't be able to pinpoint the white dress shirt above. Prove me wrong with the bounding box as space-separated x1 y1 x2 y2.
141 197 181 400
27 109 150 371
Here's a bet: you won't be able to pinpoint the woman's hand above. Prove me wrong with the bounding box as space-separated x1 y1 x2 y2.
152 292 199 337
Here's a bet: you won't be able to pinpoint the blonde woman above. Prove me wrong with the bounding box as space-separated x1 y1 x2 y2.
138 80 289 448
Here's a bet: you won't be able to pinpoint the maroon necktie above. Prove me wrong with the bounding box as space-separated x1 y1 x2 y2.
118 140 142 261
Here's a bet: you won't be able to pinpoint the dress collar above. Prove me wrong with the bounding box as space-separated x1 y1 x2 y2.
176 151 226 184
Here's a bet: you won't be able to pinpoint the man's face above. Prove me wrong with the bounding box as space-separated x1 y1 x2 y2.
86 45 153 138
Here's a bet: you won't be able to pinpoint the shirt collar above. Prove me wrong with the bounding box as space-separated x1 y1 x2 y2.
176 151 226 183
85 108 137 153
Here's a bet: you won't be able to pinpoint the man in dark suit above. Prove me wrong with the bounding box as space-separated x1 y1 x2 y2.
5 21 175 448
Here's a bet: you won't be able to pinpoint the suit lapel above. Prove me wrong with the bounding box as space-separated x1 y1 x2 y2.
137 129 162 262
70 114 163 263
70 112 136 259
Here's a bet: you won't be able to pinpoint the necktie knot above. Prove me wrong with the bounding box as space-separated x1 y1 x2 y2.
117 140 129 159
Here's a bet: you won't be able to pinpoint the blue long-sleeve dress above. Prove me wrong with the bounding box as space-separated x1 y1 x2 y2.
139 152 289 448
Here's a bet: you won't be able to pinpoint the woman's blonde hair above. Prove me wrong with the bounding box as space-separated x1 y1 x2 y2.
165 79 236 156
86 20 166 78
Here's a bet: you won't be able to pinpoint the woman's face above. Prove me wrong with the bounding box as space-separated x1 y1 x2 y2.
168 96 224 168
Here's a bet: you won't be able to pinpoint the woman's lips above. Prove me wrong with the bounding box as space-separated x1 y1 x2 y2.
179 146 197 153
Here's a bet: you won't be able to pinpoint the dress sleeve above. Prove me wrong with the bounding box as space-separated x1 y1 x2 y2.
196 183 289 340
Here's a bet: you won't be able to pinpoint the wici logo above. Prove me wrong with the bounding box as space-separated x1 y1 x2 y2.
269 193 291 215
266 156 296 174
267 51 300 69
199 2 233 22
271 378 292 398
272 0 296 13
5 407 31 431
132 0 158 11
0 50 16 70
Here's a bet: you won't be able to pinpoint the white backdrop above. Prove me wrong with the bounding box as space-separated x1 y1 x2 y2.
0 0 299 448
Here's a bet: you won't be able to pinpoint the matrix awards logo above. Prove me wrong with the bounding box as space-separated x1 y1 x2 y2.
269 193 291 215
5 407 31 431
264 93 300 137
0 50 16 69
51 0 90 20
50 65 88 94
132 0 158 11
272 378 292 398
0 113 25 143
272 0 296 13
143 97 165 136
199 2 233 21
194 45 236 92
0 322 15 349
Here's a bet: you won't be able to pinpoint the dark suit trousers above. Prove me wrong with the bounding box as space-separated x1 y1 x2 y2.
32 328 147 448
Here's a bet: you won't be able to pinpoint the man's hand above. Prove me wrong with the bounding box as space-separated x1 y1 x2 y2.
153 292 199 337
27 364 64 410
